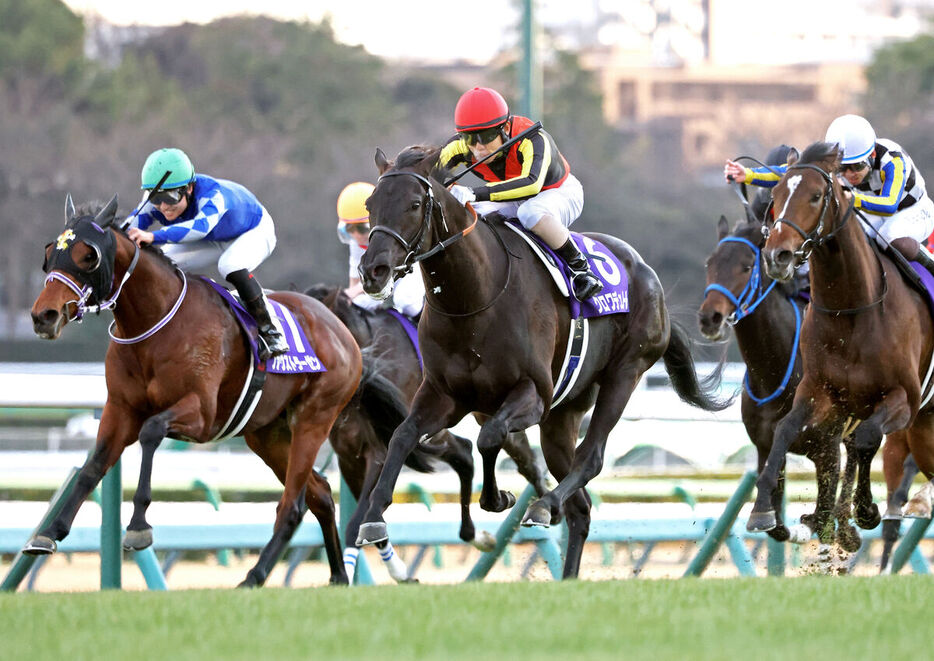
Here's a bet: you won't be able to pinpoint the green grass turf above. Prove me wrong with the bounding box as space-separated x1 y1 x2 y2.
1 576 931 661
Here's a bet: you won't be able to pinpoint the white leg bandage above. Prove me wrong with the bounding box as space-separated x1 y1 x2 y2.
376 540 408 582
343 547 359 585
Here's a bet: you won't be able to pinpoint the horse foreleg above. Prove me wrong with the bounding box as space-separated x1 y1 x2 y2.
503 430 551 499
808 439 841 546
357 387 459 548
477 378 544 514
24 404 140 555
430 431 492 550
749 402 813 532
125 394 205 551
833 436 861 553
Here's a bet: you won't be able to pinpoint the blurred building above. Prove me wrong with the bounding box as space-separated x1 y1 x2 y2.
544 0 932 174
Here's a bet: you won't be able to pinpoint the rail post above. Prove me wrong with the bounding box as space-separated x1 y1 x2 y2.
683 470 757 577
889 516 933 574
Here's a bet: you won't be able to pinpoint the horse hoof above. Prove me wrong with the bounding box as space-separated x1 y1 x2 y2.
22 535 57 556
521 503 551 528
855 503 881 529
787 523 812 545
471 530 497 553
836 525 862 553
356 522 388 547
904 500 932 519
123 528 153 551
746 510 777 532
501 490 517 510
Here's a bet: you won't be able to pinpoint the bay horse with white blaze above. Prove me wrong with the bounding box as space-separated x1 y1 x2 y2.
28 195 402 587
754 141 934 546
699 215 862 553
354 145 731 578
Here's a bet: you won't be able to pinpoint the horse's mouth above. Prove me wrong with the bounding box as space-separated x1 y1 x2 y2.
364 277 394 302
700 325 728 342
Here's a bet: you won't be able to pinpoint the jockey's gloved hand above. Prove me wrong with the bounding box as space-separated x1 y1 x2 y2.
449 185 476 205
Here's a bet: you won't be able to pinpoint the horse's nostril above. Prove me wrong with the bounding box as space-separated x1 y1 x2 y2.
710 312 723 327
33 309 59 327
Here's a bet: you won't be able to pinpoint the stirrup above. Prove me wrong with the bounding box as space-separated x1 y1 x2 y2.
258 328 288 360
571 271 603 301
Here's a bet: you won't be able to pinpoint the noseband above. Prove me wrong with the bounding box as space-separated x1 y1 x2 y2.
704 236 777 325
768 163 855 265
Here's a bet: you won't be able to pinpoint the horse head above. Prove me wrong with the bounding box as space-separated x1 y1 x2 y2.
32 194 119 339
698 215 769 341
359 145 451 300
763 141 844 281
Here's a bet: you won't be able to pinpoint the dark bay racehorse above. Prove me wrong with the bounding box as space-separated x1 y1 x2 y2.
28 196 405 587
354 145 731 578
306 284 550 568
699 216 861 553
755 142 934 552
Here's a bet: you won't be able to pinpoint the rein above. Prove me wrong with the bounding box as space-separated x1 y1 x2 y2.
704 235 799 405
108 268 188 344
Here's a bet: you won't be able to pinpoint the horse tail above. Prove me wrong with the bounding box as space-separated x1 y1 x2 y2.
661 318 735 412
357 349 439 473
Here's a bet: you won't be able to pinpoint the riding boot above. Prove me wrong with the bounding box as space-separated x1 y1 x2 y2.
226 269 289 361
554 237 603 301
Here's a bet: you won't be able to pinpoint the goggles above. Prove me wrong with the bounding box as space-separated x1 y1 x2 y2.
337 221 370 245
841 160 870 174
149 187 187 207
459 125 504 146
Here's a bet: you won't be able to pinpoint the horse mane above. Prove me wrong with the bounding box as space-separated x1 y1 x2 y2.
394 144 451 183
797 141 840 167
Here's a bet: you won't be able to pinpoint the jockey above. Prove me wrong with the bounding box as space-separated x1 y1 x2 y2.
440 86 602 301
126 147 288 360
724 115 934 277
337 181 426 319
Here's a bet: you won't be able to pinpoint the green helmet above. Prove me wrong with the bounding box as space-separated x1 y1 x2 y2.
140 148 195 190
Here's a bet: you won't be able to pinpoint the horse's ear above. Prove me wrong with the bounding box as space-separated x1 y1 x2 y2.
94 194 119 228
717 215 729 240
786 148 800 167
64 193 76 224
375 148 391 175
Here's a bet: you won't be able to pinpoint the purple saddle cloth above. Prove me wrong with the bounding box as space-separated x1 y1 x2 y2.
505 221 629 319
204 278 326 374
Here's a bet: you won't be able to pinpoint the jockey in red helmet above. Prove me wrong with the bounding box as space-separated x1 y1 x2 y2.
441 87 602 301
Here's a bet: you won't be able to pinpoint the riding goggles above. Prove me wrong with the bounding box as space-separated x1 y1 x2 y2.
149 187 187 207
459 125 504 146
337 221 370 246
841 160 870 174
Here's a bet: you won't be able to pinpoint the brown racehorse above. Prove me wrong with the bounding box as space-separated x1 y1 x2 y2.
753 142 934 555
699 215 862 552
306 284 551 579
27 195 405 587
354 146 731 578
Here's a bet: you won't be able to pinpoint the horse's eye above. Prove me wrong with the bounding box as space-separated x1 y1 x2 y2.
811 193 822 203
743 264 753 273
410 201 421 211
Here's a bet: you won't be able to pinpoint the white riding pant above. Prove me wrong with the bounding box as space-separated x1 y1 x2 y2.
471 173 584 231
160 208 277 280
862 196 934 249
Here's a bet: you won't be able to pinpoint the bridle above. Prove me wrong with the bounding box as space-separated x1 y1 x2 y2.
704 234 801 406
367 170 512 318
368 171 476 277
768 162 855 265
769 162 887 316
704 236 777 325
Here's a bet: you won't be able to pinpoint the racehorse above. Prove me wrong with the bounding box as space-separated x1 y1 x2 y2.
754 141 934 551
306 283 551 577
353 145 732 578
28 195 406 587
699 215 861 553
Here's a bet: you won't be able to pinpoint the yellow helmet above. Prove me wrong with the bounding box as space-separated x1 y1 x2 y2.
336 181 374 223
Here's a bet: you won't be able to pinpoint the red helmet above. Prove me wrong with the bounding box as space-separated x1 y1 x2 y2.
454 87 509 132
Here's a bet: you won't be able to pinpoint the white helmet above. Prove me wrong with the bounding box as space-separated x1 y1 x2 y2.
824 114 876 164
